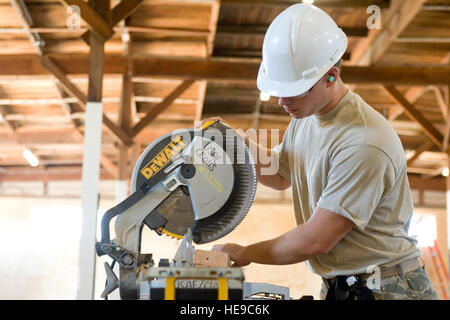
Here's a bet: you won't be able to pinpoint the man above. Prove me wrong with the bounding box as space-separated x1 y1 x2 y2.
206 4 438 300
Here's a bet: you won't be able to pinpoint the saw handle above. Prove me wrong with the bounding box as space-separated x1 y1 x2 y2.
96 182 152 256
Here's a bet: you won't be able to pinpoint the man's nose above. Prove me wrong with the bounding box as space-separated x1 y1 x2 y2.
278 97 290 106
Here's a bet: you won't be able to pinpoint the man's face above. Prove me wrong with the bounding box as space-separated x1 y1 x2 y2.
277 76 329 119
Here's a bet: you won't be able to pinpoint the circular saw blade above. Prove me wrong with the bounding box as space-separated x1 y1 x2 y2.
130 121 257 244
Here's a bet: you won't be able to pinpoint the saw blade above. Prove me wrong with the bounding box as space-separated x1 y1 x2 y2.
130 121 257 244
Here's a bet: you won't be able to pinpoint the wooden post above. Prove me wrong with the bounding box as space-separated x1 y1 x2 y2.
78 0 110 300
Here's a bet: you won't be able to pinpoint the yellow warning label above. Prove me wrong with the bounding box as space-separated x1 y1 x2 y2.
140 136 186 179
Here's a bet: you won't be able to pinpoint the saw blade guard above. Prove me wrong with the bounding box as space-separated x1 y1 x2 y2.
129 121 257 243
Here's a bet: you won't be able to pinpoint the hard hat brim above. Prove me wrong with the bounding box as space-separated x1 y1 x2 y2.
257 63 321 98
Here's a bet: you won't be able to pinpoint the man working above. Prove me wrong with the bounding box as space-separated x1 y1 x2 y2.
207 4 438 300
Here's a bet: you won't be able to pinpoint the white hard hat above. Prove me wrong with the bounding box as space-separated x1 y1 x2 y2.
257 4 348 98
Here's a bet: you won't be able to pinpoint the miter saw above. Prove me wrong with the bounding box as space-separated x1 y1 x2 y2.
96 120 290 300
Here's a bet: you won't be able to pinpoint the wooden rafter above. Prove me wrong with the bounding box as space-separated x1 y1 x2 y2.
11 0 131 146
10 0 120 177
221 0 391 7
59 0 114 41
131 80 195 137
59 0 144 44
443 84 450 151
2 55 450 85
350 0 427 66
383 85 444 151
407 139 435 167
387 54 450 121
434 86 449 120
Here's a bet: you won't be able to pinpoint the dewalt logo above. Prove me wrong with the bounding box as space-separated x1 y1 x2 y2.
140 136 186 179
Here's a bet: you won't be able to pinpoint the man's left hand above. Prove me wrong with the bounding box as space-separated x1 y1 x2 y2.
212 243 251 267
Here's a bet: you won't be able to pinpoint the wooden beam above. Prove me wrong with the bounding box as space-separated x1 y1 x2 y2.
387 55 450 121
111 0 143 26
11 0 130 146
443 84 450 151
131 80 195 137
407 139 435 167
79 0 144 44
217 25 368 37
59 0 114 41
55 83 119 179
408 175 446 192
350 0 427 66
2 55 450 85
207 0 220 56
383 85 444 150
221 0 390 8
434 86 449 120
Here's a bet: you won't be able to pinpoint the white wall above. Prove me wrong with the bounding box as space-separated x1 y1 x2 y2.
0 196 323 300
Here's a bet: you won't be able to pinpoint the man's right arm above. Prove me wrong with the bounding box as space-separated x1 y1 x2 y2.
238 131 291 191
197 117 291 190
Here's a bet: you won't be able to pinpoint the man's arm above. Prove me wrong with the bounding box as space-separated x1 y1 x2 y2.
236 129 291 190
213 206 355 266
197 117 291 190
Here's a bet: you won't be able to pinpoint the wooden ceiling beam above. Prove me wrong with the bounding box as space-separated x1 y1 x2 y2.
217 25 368 38
2 55 450 85
383 85 444 151
350 0 427 66
59 0 114 41
221 0 390 8
131 80 195 137
11 0 131 147
408 175 446 192
406 139 435 167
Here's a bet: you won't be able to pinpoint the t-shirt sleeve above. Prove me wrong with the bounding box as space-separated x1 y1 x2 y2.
317 144 396 229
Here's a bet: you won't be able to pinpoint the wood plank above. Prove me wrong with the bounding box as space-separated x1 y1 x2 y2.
193 249 231 268
383 85 444 150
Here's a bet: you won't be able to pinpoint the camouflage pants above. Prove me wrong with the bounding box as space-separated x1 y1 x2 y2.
319 267 439 300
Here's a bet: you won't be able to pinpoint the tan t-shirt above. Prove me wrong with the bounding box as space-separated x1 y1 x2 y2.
274 89 421 278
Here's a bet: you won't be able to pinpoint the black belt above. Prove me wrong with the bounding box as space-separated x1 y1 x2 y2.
322 258 423 300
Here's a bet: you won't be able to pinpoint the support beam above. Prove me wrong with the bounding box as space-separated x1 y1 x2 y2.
59 0 114 41
131 80 195 137
408 175 446 192
78 0 111 301
443 84 450 152
2 55 450 85
383 85 444 150
407 139 435 167
350 0 427 66
221 0 390 8
11 0 131 146
447 157 450 276
217 25 368 37
435 86 449 121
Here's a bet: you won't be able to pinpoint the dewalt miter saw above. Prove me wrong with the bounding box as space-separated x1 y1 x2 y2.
95 120 264 300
